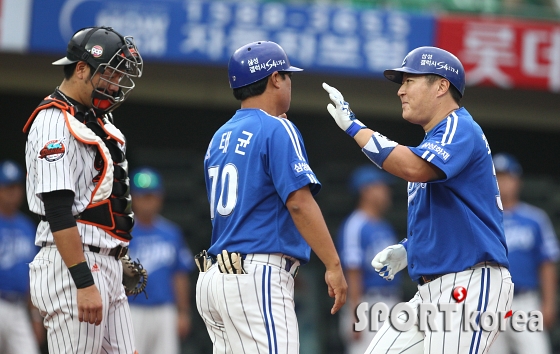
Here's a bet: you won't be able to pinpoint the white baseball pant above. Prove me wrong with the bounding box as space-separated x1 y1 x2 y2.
196 253 300 354
365 263 514 354
29 245 136 354
489 290 551 354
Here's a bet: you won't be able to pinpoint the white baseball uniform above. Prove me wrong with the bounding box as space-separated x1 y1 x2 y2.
196 254 301 354
25 96 136 354
365 263 514 354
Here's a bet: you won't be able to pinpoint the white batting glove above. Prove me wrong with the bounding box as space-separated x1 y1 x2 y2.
322 82 366 137
371 244 407 281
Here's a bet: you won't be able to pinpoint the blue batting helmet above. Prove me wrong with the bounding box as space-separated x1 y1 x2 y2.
0 160 24 187
130 167 164 195
384 46 465 97
228 41 303 89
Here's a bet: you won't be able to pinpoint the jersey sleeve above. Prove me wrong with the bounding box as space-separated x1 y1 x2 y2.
535 210 560 263
338 216 365 270
408 114 474 182
266 118 321 203
32 109 78 196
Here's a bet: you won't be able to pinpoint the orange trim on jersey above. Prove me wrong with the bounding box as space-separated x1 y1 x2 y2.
23 97 73 133
62 113 110 203
97 118 125 146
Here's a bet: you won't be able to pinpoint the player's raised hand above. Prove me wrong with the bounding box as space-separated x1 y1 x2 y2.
77 285 103 325
371 244 408 281
322 82 366 137
324 266 347 315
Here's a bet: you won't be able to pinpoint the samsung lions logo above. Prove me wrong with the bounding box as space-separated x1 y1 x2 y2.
39 138 66 162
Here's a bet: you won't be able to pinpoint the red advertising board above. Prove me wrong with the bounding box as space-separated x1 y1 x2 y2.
436 15 560 92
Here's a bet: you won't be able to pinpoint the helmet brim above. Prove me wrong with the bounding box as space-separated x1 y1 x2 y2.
383 67 426 85
283 65 303 72
52 57 78 66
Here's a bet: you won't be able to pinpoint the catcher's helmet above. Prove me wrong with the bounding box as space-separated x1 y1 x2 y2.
384 46 465 97
228 41 302 89
53 27 143 114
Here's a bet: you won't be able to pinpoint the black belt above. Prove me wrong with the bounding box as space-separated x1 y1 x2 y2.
418 274 444 286
41 242 127 260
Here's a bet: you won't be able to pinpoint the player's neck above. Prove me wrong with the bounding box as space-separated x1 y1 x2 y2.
424 103 459 132
135 214 155 226
0 205 17 217
241 94 283 117
58 80 89 107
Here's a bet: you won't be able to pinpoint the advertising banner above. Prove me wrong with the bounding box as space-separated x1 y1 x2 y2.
436 15 560 92
29 0 435 77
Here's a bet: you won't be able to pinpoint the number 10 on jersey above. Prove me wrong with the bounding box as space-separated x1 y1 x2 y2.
208 164 239 219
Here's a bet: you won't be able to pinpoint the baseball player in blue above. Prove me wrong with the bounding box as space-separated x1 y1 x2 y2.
196 40 347 354
0 160 42 354
338 165 402 354
128 167 195 354
323 46 512 354
490 153 559 354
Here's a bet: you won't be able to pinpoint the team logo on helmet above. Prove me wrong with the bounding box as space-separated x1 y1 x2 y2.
91 45 104 58
39 139 66 162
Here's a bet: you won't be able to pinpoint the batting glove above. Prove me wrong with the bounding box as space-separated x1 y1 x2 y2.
322 82 366 137
371 244 407 281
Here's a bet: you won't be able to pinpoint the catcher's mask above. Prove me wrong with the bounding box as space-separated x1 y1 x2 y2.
53 26 143 115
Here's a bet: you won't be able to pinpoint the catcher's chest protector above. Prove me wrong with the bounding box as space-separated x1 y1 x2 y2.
24 96 134 241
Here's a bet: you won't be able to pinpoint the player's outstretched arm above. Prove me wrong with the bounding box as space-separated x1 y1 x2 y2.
322 82 444 183
286 186 348 314
53 227 103 325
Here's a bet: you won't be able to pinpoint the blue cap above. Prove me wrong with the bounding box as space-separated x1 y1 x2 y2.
228 41 303 89
130 167 164 195
0 160 23 186
384 46 465 97
493 153 522 176
349 165 394 194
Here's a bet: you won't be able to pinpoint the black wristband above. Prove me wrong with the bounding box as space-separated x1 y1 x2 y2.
68 261 95 289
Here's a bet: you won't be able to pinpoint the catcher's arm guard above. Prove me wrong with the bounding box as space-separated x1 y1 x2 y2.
121 255 148 298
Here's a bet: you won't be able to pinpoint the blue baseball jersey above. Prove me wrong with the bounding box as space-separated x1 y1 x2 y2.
204 108 321 263
405 107 509 281
338 210 401 290
127 216 194 306
0 212 38 294
503 202 559 290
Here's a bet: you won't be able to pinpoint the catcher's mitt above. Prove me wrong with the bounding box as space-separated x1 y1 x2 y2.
121 255 148 298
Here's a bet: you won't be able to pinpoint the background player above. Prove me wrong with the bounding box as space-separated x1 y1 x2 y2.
0 160 43 354
196 40 347 354
128 167 195 354
323 46 512 354
337 165 402 354
490 153 559 354
24 26 142 353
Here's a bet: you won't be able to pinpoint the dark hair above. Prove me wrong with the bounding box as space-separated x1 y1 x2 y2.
232 71 291 101
63 62 95 80
425 74 461 105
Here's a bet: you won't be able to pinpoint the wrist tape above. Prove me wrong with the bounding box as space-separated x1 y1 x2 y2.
68 261 95 289
345 121 366 137
362 131 398 168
